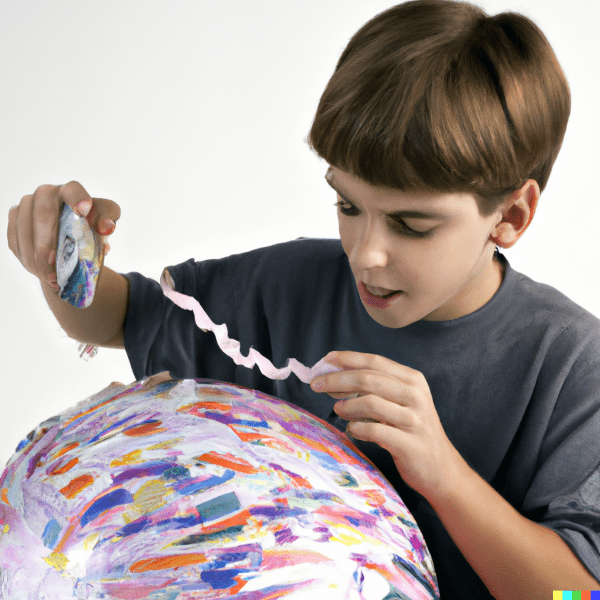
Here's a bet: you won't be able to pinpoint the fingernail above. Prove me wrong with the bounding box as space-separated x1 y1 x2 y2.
99 218 116 235
75 199 92 217
312 379 323 391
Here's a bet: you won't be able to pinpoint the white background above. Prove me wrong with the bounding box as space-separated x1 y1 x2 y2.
1 0 598 465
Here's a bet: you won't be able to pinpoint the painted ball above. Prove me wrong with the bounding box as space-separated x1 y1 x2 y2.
0 375 439 599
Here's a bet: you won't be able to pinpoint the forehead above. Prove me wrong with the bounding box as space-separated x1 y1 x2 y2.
326 166 480 217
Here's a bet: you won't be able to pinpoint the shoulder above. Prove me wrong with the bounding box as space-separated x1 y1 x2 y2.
167 238 347 294
505 260 600 344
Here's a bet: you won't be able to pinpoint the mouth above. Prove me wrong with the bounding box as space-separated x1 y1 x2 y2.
363 284 401 299
358 282 403 308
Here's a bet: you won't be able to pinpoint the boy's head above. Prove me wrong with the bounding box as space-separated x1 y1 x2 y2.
309 0 570 217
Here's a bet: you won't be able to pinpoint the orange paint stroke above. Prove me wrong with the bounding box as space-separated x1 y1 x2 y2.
123 421 168 437
54 484 123 554
197 386 235 397
286 430 361 467
364 561 396 581
202 508 251 534
129 552 207 573
230 428 293 452
62 387 132 428
178 401 232 415
1 488 10 507
52 442 80 460
60 474 94 499
196 452 258 474
49 457 79 476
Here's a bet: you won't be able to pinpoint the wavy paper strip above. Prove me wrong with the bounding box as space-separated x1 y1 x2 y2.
159 268 342 384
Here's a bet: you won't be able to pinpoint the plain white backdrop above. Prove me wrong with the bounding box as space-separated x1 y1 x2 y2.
1 0 599 465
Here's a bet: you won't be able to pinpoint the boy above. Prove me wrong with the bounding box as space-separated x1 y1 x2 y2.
7 0 600 597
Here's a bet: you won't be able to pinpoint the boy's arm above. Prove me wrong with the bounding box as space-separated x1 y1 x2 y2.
40 265 129 347
311 351 600 598
8 181 128 347
428 460 600 598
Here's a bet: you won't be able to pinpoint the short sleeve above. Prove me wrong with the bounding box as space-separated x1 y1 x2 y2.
122 256 241 382
522 319 600 581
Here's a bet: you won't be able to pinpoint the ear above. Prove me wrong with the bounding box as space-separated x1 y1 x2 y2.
491 179 540 249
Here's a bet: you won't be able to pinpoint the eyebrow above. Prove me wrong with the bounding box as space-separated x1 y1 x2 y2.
325 168 448 221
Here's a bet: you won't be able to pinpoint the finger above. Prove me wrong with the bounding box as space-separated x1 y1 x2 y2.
313 368 415 407
7 205 19 258
346 420 395 445
334 394 413 428
15 194 35 275
324 350 422 384
85 198 121 236
57 182 121 236
31 186 62 285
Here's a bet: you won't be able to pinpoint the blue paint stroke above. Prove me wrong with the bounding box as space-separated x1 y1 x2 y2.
200 568 246 590
80 488 134 528
41 518 61 549
86 413 139 444
196 492 241 523
113 461 179 484
173 470 235 496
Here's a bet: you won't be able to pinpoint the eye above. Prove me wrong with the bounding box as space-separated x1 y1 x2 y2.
334 199 434 239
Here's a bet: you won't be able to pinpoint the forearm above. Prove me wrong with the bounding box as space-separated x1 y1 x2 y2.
42 265 130 348
428 454 599 598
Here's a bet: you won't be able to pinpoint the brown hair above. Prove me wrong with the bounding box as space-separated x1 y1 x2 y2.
308 0 570 215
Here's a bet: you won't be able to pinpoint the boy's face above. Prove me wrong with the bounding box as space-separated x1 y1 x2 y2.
326 166 505 328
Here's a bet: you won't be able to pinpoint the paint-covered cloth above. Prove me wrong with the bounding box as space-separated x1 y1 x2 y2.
123 238 600 598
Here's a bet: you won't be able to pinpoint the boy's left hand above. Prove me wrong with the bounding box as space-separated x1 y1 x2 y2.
311 351 463 501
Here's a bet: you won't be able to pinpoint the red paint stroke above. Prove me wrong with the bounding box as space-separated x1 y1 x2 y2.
48 457 79 476
59 474 94 499
129 552 208 573
122 421 167 437
177 401 232 416
196 452 258 474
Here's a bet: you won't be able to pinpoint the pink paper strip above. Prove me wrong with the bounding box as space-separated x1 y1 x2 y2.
159 268 342 384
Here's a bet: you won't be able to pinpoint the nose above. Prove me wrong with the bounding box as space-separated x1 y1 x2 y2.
347 220 391 272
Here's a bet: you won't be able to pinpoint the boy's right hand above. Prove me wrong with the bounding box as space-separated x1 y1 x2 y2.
7 181 121 293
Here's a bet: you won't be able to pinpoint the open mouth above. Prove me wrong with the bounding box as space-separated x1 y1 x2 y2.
364 284 401 299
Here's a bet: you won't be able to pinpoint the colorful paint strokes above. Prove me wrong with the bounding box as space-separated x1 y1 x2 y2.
56 202 103 308
0 376 439 599
554 593 600 600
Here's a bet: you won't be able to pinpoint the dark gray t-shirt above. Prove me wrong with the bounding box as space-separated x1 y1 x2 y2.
123 238 600 597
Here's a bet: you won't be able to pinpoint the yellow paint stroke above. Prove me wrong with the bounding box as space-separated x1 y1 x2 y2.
134 480 171 514
110 449 143 467
327 522 366 547
147 438 182 451
43 552 69 571
83 532 100 551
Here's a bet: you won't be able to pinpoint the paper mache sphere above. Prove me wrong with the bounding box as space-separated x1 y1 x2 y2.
0 375 439 599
